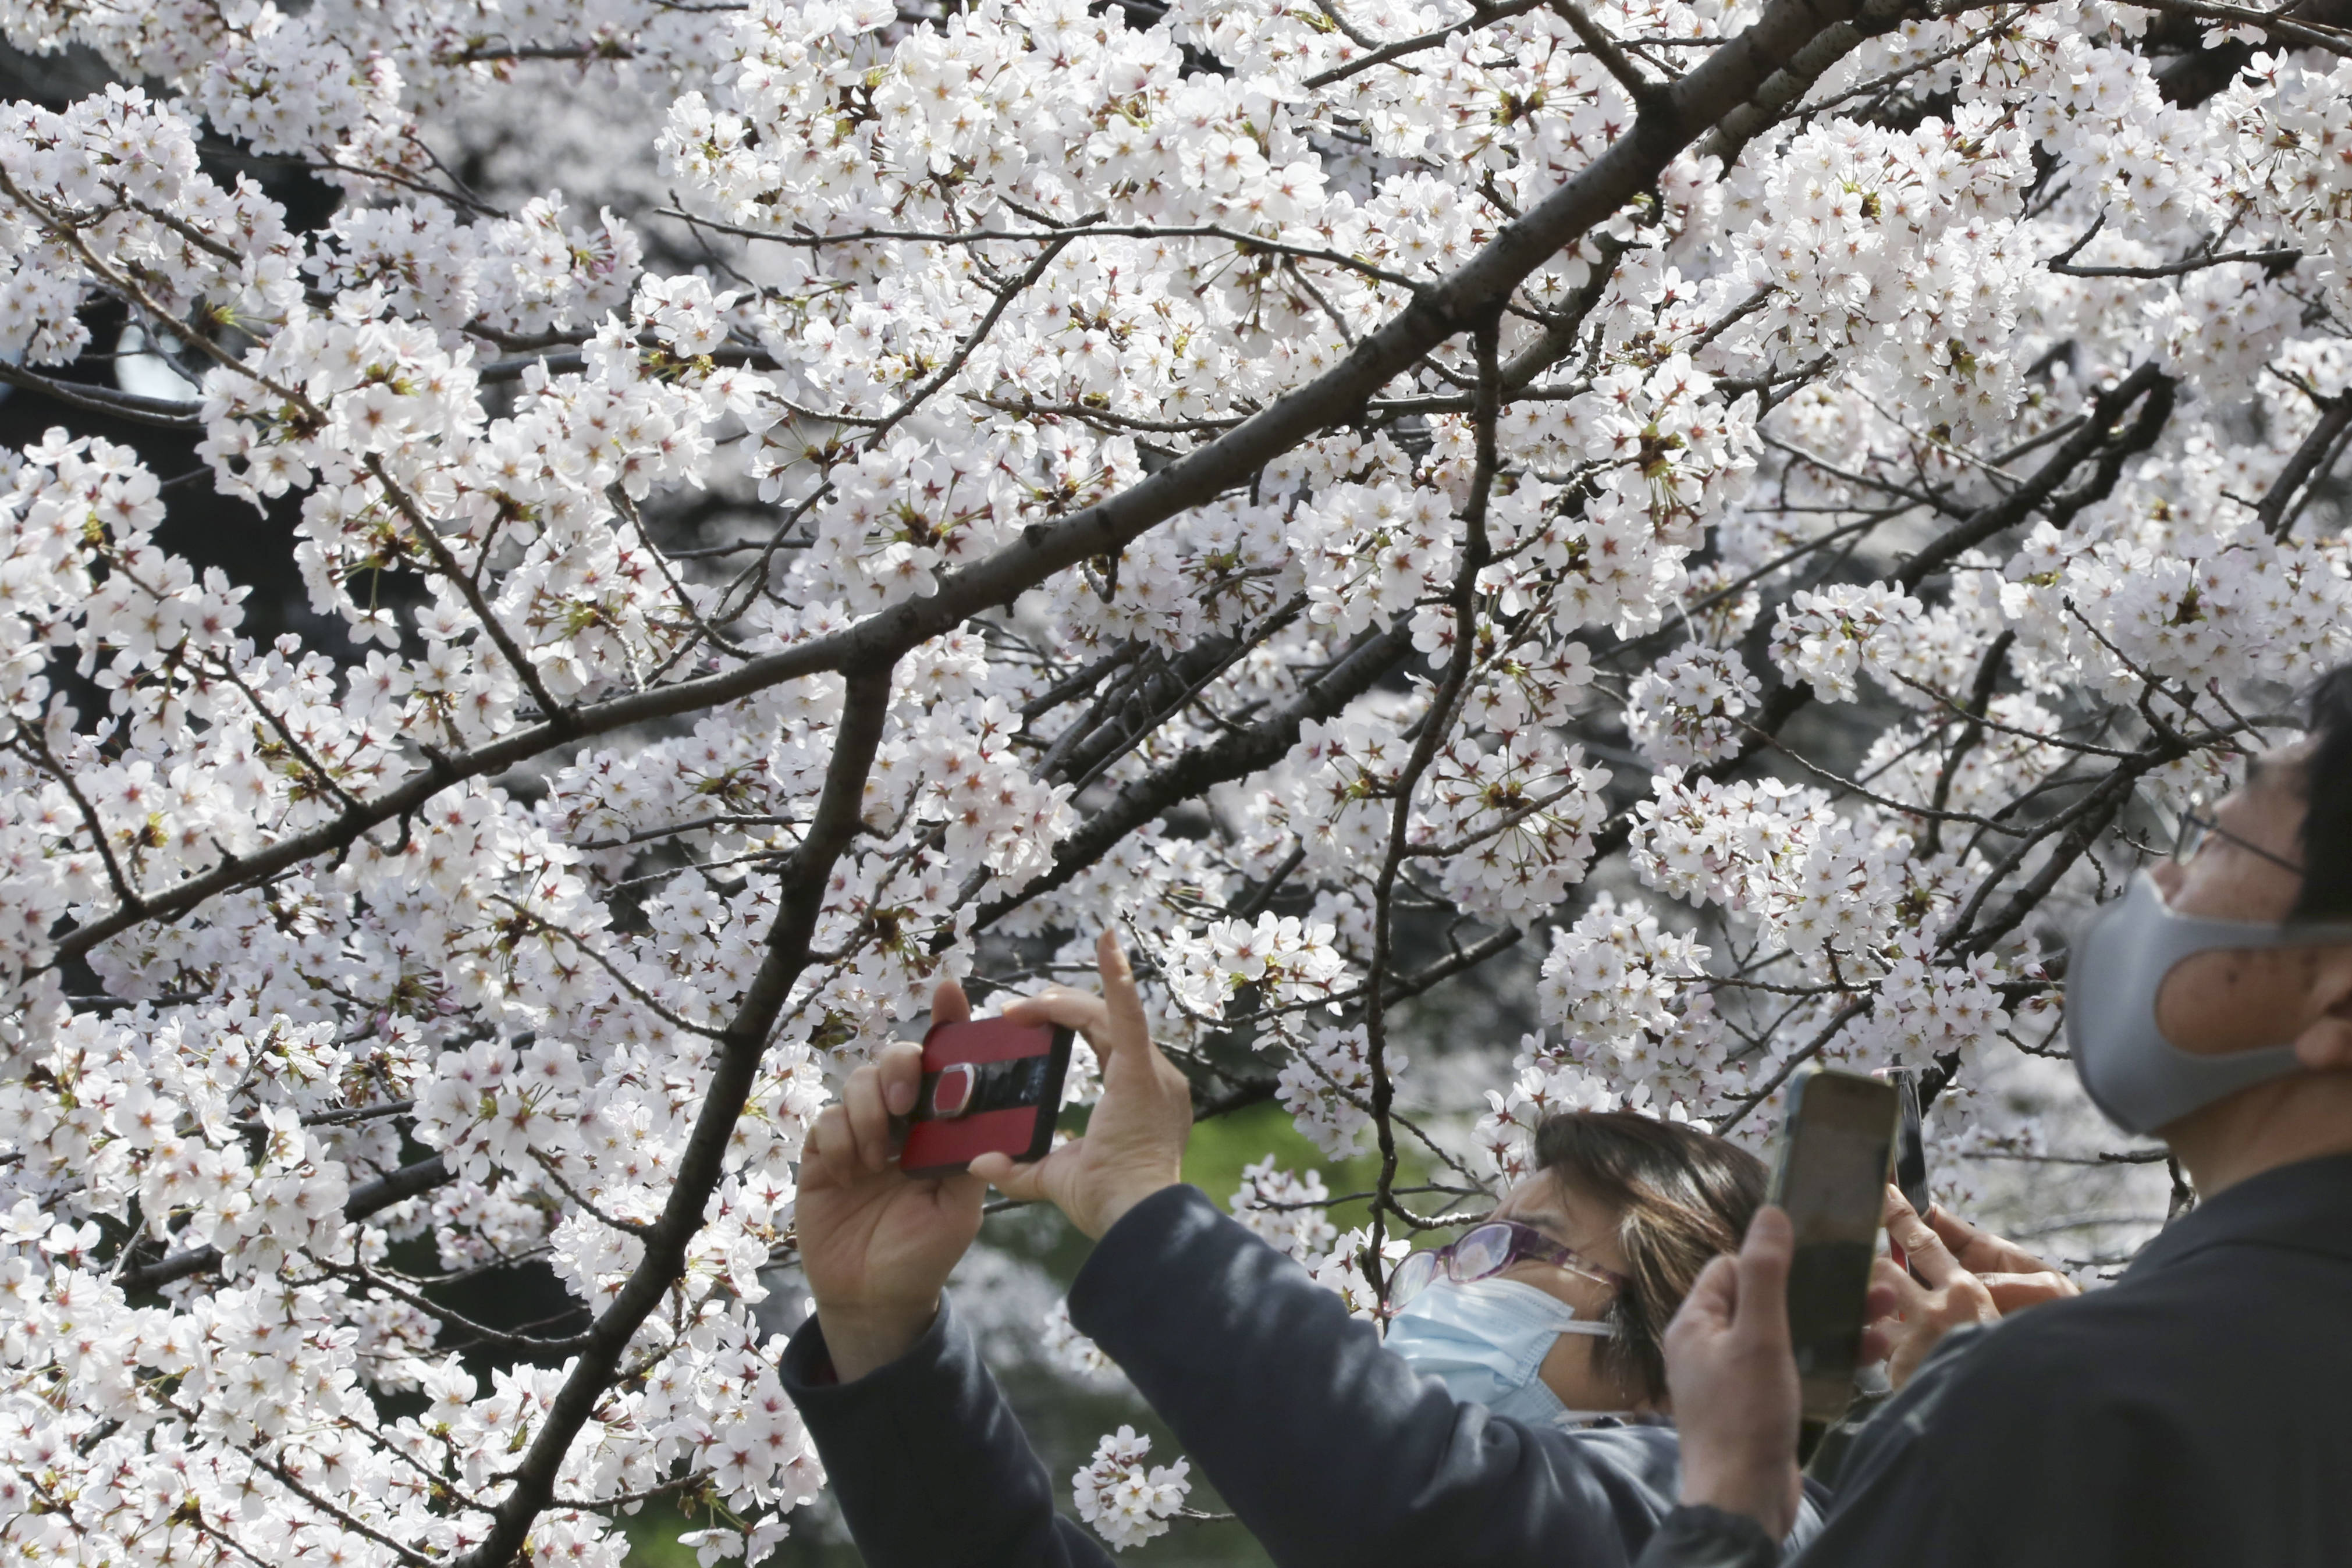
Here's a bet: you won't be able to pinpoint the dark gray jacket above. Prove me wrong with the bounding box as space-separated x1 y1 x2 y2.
783 1184 1825 1568
1636 1151 2352 1568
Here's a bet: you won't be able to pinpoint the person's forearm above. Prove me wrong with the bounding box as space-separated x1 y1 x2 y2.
1070 1186 1659 1567
1678 1456 1801 1541
813 1294 940 1381
783 1296 1115 1568
1086 1175 1177 1239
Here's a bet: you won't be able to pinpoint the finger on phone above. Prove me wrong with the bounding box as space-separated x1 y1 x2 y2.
844 1064 892 1171
878 1039 924 1118
1001 986 1111 1039
1882 1185 1962 1288
1880 1182 1914 1228
1859 1322 1892 1365
931 976 972 1028
1095 931 1150 1055
1982 1271 2079 1314
968 1148 1053 1201
1736 1206 1793 1341
1925 1203 1999 1268
1870 1256 1921 1317
1928 1206 2048 1277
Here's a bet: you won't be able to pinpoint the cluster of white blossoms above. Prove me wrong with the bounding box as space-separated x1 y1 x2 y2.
1536 895 1717 1091
1769 583 1928 706
1276 1024 1395 1159
1625 644 1763 769
1229 1156 1340 1263
3 0 2351 1555
1476 1033 1639 1181
1041 1296 1117 1381
1306 1225 1415 1321
1158 913 1351 1023
1071 1427 1192 1551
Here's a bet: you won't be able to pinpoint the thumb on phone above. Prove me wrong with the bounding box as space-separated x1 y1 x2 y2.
1735 1206 1795 1342
968 1145 1061 1203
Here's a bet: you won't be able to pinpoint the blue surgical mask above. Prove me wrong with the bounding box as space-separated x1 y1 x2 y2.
1384 1275 1628 1427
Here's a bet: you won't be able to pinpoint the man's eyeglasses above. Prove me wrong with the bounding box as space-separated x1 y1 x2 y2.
1383 1219 1625 1317
2172 809 2304 877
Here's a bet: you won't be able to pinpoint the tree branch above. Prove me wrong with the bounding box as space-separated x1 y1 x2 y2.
449 666 896 1568
0 360 203 427
49 0 1910 973
2258 395 2352 540
1363 305 1503 1297
116 1154 453 1293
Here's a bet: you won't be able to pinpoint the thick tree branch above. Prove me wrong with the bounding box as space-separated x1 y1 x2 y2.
2258 396 2352 540
449 666 895 1568
1898 364 2171 584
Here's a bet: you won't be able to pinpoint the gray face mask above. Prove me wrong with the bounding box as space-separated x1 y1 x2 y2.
2067 871 2352 1134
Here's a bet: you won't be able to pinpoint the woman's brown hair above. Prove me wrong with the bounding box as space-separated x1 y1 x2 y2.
1532 1110 1767 1404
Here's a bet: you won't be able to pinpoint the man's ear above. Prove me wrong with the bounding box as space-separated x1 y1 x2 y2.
2293 945 2352 1071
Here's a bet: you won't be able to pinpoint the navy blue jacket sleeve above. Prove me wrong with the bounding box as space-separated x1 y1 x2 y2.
780 1294 1113 1568
1068 1185 1699 1568
1636 1317 2174 1568
1783 1317 2184 1568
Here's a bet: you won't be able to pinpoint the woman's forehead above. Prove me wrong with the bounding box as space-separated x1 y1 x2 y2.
2241 739 2313 808
1496 1173 1601 1236
1495 1172 1635 1275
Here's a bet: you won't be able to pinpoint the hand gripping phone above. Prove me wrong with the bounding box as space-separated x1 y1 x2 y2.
897 1017 1075 1179
1768 1069 1900 1425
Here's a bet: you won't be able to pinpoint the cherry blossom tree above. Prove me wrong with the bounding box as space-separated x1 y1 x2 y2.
2 0 2349 1558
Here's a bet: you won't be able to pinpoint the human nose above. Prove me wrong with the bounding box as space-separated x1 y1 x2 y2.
2147 858 2185 904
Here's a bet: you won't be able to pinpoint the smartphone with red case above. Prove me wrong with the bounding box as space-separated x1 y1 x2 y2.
897 1017 1074 1179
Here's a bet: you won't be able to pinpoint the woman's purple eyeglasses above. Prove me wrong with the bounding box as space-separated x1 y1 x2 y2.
1383 1219 1625 1317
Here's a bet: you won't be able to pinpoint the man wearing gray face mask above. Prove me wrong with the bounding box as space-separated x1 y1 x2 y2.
1637 665 2352 1568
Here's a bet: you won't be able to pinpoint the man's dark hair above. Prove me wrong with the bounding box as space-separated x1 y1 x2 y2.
2293 664 2352 922
1532 1111 1766 1403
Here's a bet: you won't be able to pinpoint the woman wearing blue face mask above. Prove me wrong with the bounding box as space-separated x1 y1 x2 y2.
781 936 1829 1568
1381 1112 1772 1437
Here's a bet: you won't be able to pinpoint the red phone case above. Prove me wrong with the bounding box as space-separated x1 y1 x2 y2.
898 1017 1074 1178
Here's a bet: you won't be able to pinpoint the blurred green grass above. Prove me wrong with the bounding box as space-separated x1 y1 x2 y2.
1179 1100 1447 1239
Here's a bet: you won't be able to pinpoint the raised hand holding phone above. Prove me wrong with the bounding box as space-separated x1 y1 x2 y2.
969 931 1194 1239
1662 1208 1807 1540
798 977 988 1382
1870 1186 2080 1389
1664 1075 1909 1537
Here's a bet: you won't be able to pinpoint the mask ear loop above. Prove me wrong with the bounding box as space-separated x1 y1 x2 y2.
1547 1312 1640 1429
1591 1275 1651 1411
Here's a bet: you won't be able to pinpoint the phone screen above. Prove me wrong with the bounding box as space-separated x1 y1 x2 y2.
1886 1066 1930 1215
1769 1070 1898 1421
